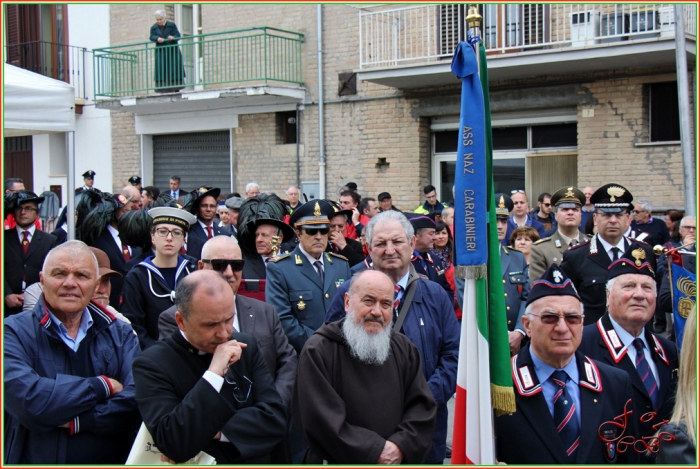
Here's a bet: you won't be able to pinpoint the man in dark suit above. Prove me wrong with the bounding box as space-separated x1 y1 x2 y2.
496 264 639 464
578 243 678 445
4 191 57 316
168 175 183 200
561 184 655 325
187 187 225 242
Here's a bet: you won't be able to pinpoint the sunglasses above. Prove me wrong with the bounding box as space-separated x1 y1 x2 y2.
202 259 245 273
511 189 525 194
529 313 585 325
304 228 330 236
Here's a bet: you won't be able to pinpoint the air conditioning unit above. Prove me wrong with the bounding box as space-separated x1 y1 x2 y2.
570 10 600 46
659 6 675 37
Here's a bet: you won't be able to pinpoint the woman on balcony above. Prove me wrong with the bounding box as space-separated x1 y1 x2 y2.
150 10 185 93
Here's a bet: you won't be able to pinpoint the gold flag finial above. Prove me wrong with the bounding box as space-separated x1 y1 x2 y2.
313 201 321 217
466 4 482 29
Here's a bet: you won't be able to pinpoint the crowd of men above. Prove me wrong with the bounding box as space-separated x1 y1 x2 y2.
2 172 694 464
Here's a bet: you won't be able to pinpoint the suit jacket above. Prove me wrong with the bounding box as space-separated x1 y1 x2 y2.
243 254 267 280
529 230 588 283
495 346 640 464
560 234 656 325
158 295 298 408
500 245 529 333
578 314 678 440
50 226 68 246
266 245 352 353
88 229 142 307
185 235 204 261
188 222 225 243
4 229 57 316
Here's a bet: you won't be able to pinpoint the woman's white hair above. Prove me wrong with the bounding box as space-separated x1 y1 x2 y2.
154 9 166 19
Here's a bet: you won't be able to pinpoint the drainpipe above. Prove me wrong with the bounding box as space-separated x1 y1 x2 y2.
317 4 326 199
296 104 301 189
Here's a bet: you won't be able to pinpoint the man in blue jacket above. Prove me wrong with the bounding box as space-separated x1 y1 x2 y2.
4 241 141 464
325 210 459 464
503 190 546 245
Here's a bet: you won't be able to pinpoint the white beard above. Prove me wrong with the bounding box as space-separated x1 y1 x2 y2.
342 311 392 365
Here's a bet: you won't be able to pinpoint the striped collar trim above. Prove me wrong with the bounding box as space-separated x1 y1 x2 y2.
597 318 629 363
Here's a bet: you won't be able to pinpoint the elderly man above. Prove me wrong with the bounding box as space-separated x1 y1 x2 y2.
561 184 656 325
4 190 57 316
408 215 453 298
630 198 670 247
325 210 459 463
224 196 244 239
530 186 589 282
378 191 400 212
4 241 141 464
579 243 678 443
245 182 261 199
132 271 288 464
293 270 437 464
267 200 351 353
285 186 301 215
496 264 639 464
504 189 546 245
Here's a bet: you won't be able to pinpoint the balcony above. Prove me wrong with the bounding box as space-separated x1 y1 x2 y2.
357 4 696 88
93 27 305 115
5 40 88 101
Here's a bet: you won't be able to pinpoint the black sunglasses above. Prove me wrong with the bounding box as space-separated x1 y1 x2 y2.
304 228 330 236
202 259 245 273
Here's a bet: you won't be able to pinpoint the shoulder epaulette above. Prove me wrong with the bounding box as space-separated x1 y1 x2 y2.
508 246 523 253
328 252 348 261
534 237 550 245
270 252 291 263
567 238 590 251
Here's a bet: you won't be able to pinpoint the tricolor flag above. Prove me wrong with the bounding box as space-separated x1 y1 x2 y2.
451 40 515 465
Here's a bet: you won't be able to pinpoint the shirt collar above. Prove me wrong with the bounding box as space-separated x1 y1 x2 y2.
609 314 647 350
198 219 213 229
16 224 36 238
597 234 625 254
396 270 410 291
557 230 581 246
529 347 579 385
47 307 93 350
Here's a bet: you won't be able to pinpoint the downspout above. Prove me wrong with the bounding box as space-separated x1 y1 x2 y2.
317 4 326 198
296 104 301 189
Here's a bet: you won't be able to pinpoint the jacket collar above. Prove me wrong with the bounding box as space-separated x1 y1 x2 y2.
596 314 669 365
36 296 116 337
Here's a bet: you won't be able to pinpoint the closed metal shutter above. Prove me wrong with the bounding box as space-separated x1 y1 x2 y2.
153 131 231 193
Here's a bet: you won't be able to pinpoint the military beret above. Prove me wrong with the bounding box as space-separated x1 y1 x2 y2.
408 215 436 230
607 242 655 280
526 263 581 307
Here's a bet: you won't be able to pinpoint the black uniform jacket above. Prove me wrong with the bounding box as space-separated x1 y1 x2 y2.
411 251 453 299
132 331 287 464
496 345 640 464
560 234 655 325
578 314 678 440
89 229 142 308
242 253 267 280
188 222 225 243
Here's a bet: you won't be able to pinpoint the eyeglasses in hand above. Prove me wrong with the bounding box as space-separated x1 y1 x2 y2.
225 367 252 403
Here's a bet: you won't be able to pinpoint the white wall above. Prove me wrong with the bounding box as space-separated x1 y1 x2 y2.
32 4 113 205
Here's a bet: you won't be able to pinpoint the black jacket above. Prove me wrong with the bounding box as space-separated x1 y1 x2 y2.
88 229 142 307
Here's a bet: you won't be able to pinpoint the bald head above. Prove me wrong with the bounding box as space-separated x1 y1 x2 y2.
175 270 231 320
199 235 244 295
202 235 241 260
117 185 142 216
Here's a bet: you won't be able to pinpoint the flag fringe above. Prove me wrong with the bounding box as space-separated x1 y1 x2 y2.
455 265 487 279
491 383 516 416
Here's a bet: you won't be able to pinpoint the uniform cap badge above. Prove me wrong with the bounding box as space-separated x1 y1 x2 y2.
297 300 306 310
631 248 645 266
606 186 625 202
313 201 322 217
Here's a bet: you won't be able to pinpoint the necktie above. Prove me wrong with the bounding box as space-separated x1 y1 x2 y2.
122 242 131 262
313 260 324 285
264 257 272 264
632 338 659 410
21 231 30 257
611 247 620 261
206 225 213 239
393 285 403 322
550 370 580 462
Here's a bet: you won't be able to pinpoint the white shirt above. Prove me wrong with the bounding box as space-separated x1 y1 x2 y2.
16 224 36 244
299 244 324 275
597 235 626 262
609 315 659 385
106 224 130 256
198 220 214 233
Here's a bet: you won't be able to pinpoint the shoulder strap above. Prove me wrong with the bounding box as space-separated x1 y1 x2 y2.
393 274 419 332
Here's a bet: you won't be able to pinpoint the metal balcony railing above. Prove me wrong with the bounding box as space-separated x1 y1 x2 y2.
93 26 304 98
5 40 88 99
359 3 697 69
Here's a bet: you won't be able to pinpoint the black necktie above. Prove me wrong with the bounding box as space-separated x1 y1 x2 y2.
550 370 580 462
314 260 324 285
611 247 620 261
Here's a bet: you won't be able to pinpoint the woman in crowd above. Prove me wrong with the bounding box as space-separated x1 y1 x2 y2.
665 209 685 243
509 226 540 266
434 221 461 321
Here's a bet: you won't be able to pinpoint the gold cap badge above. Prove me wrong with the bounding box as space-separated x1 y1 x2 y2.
313 201 321 217
631 248 645 266
565 187 575 198
498 196 506 209
607 186 625 202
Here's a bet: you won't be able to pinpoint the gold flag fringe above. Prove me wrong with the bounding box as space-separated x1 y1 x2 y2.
491 383 516 416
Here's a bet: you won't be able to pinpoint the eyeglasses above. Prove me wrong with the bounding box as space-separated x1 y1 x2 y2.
511 189 525 194
631 210 644 214
16 206 38 213
154 228 185 238
681 226 696 230
529 313 585 325
202 259 245 273
304 228 330 236
225 367 252 403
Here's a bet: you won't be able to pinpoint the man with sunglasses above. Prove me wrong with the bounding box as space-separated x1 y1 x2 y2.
503 189 546 246
4 190 57 316
496 264 639 464
561 184 655 326
532 192 556 233
132 270 288 464
266 199 351 354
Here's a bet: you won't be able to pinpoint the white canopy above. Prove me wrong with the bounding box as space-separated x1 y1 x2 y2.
3 63 76 137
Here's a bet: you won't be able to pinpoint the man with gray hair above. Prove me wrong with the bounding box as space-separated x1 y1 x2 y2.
245 182 261 199
630 197 669 247
293 270 437 464
325 210 459 464
4 241 141 464
285 186 301 215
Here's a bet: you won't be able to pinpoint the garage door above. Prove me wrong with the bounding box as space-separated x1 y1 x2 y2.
153 131 231 194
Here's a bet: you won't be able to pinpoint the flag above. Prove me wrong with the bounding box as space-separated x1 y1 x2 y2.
670 261 695 351
451 40 515 465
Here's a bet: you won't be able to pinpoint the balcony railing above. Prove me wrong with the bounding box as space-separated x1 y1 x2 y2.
5 40 88 99
359 3 696 69
93 26 304 98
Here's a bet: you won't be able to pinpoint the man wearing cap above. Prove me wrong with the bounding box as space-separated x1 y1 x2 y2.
408 215 453 298
327 203 365 267
339 190 361 240
224 196 244 238
127 176 142 191
75 170 98 196
266 200 352 353
4 191 58 316
493 193 530 354
378 192 400 212
88 247 132 324
187 186 225 242
529 187 589 283
578 243 678 445
495 264 639 464
413 184 447 219
561 184 656 325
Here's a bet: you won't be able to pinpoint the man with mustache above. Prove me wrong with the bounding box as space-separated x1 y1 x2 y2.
292 270 436 464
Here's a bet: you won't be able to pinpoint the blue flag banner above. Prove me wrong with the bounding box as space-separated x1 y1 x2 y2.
451 42 486 277
670 262 695 351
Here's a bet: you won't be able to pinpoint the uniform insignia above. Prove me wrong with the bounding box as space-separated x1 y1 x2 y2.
198 187 208 194
511 356 541 396
585 362 595 382
295 255 303 265
605 442 617 463
297 300 306 310
498 196 506 209
426 254 434 264
270 252 290 262
631 248 645 266
329 252 348 261
325 253 332 263
534 237 549 245
606 185 625 202
503 246 509 254
565 187 575 198
597 319 628 363
335 279 344 288
589 234 598 254
553 270 563 283
607 329 622 349
313 201 321 217
519 366 534 389
555 239 562 248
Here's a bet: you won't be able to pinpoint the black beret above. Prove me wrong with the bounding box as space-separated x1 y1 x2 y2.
408 215 436 230
526 263 581 307
607 242 655 280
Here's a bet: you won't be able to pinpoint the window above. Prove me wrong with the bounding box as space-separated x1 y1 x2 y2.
277 111 297 144
650 82 680 142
